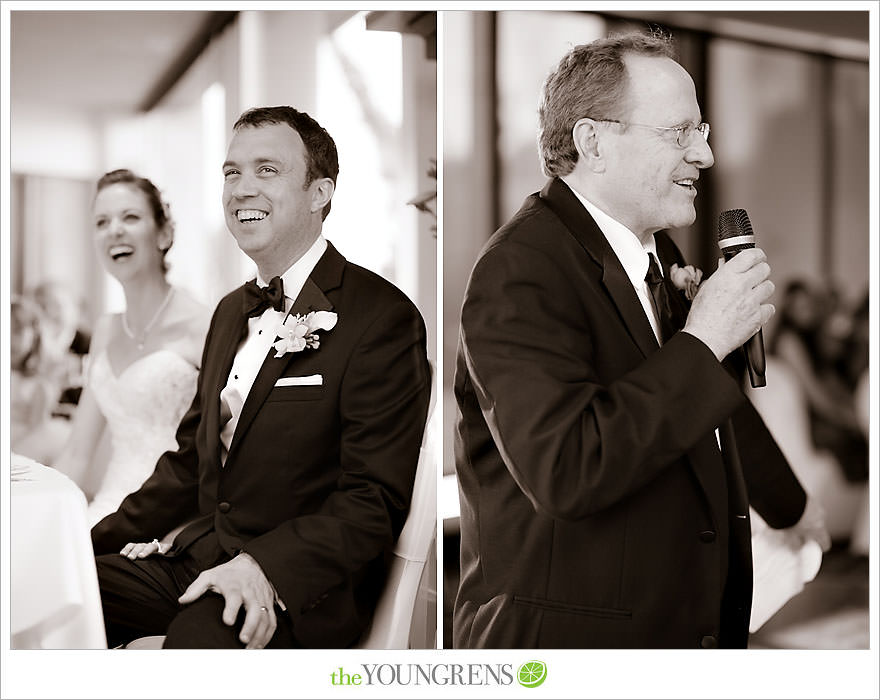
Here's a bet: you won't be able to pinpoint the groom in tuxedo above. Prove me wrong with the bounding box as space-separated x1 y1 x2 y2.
453 33 827 648
92 106 431 648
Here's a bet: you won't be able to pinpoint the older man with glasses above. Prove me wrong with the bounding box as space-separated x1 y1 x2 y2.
452 32 827 649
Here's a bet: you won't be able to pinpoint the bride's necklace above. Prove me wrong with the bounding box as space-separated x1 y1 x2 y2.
122 287 175 350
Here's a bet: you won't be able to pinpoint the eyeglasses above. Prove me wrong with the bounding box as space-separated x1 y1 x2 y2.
592 119 710 148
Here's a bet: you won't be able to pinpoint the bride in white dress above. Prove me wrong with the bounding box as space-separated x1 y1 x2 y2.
54 169 209 526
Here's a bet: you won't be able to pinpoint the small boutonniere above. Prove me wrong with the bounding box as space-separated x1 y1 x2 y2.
272 310 337 358
669 263 703 301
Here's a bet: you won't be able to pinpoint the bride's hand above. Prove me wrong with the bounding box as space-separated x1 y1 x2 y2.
120 539 168 559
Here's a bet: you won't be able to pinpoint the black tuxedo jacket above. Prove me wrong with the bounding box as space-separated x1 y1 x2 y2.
453 178 806 649
92 243 431 647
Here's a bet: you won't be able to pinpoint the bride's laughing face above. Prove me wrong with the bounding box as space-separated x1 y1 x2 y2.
93 183 171 282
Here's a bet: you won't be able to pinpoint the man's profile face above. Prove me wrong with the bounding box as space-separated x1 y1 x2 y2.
222 122 319 265
598 54 714 240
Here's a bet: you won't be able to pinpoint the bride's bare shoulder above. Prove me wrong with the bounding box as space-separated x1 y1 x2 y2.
89 312 120 355
167 288 211 326
157 289 212 366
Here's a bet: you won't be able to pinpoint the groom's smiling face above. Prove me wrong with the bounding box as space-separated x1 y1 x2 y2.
222 122 325 271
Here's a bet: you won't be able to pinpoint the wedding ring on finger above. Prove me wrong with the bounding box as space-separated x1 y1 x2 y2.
260 606 269 614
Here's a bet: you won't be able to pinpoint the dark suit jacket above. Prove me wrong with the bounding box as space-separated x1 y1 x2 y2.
453 178 806 649
92 243 431 647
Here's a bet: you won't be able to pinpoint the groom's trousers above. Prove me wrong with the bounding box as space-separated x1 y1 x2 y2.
95 531 300 648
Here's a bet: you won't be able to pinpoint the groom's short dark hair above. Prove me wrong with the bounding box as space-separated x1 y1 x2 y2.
233 106 339 220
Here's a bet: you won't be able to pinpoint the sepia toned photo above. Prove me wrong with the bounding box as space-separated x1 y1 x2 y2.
8 7 437 651
442 8 869 650
2 3 877 699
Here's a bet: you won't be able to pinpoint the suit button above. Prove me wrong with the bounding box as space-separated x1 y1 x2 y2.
218 501 231 513
699 530 716 543
700 635 718 648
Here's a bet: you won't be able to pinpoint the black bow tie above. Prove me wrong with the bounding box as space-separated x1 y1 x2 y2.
243 276 285 318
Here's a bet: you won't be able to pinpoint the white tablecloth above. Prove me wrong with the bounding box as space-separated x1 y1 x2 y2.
11 455 107 649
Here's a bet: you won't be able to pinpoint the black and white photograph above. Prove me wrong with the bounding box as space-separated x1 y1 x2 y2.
6 6 437 654
1 3 877 700
442 7 869 651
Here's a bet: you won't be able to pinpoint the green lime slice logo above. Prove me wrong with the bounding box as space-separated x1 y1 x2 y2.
517 660 547 688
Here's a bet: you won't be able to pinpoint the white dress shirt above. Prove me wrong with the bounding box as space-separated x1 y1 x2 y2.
219 235 328 461
564 183 663 343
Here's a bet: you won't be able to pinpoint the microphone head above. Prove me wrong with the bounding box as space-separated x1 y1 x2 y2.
718 208 754 242
718 209 755 257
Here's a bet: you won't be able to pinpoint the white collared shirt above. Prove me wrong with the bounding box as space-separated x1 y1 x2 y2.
219 235 328 459
564 182 663 343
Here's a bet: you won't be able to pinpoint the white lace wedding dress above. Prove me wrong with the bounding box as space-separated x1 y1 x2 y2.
86 348 198 526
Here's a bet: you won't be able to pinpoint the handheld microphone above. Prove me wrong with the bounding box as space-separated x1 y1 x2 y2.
718 209 767 388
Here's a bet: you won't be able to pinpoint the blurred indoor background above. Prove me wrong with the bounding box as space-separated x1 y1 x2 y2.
442 9 870 650
7 8 437 648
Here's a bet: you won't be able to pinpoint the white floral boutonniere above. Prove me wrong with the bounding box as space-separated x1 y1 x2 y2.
273 311 337 358
669 263 703 301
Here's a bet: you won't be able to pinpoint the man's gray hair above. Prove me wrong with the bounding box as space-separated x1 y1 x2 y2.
537 31 676 177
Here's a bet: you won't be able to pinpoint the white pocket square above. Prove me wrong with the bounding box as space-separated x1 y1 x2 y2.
275 374 323 387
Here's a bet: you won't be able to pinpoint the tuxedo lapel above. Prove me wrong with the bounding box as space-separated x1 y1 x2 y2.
225 245 344 466
540 178 658 358
601 257 659 357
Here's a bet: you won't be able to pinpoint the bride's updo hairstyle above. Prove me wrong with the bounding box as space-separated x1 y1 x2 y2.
95 169 175 273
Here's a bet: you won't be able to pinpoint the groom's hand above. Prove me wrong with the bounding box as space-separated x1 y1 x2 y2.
178 552 278 648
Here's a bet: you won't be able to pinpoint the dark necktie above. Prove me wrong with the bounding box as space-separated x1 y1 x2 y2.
242 276 285 318
645 253 677 344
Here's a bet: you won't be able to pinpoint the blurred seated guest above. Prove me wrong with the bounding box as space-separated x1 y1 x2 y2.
843 292 869 398
849 375 869 557
846 292 869 557
810 301 868 481
10 295 55 455
30 280 90 419
768 280 865 482
54 169 210 526
746 356 865 544
62 321 92 408
756 281 868 546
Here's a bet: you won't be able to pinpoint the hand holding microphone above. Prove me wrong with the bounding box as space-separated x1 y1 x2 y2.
717 209 769 387
682 209 774 385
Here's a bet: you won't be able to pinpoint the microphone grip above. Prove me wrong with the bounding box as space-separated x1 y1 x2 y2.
719 247 767 388
718 208 768 389
745 329 766 388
